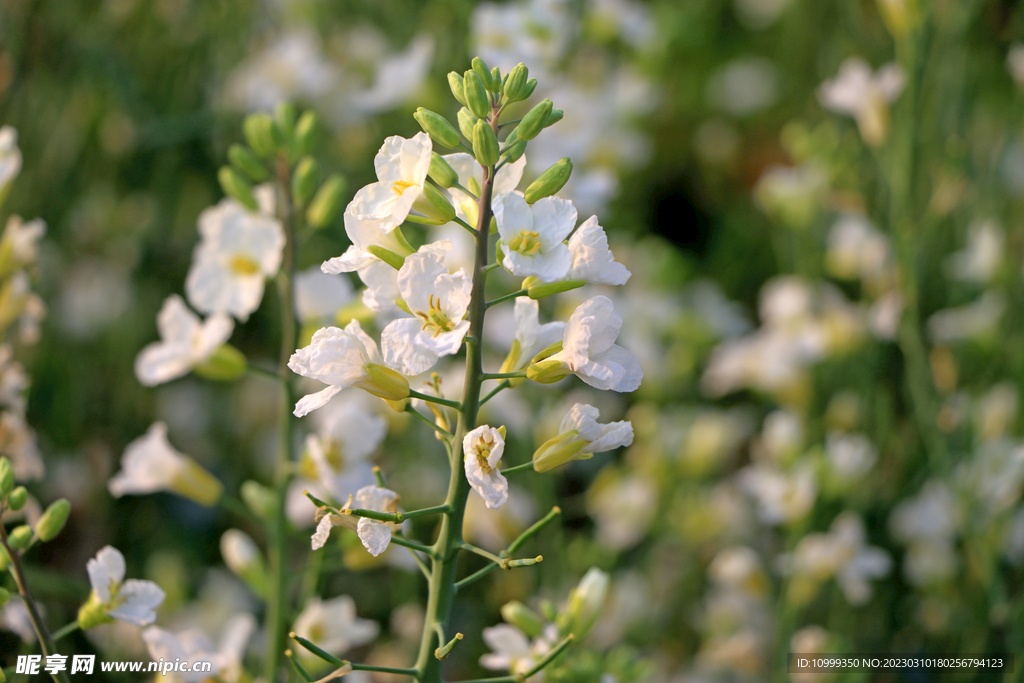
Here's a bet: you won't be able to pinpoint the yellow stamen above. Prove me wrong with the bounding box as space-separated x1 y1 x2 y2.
508 230 542 256
392 180 417 195
414 294 456 337
229 254 261 275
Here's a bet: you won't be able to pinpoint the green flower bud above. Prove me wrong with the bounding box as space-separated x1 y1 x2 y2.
532 431 587 473
242 113 278 158
566 568 609 638
78 592 114 630
0 586 10 608
0 546 9 571
221 529 268 598
458 108 478 141
429 152 459 189
472 56 494 91
490 66 502 92
414 108 461 148
228 144 270 182
516 99 553 141
293 110 320 158
464 70 491 120
0 458 13 497
524 157 573 204
7 524 33 551
275 102 297 140
473 120 499 168
291 156 320 208
307 174 347 229
8 487 27 512
521 78 538 100
501 601 546 638
218 167 259 212
527 359 571 384
356 364 411 401
503 63 529 101
366 245 406 270
194 344 248 382
544 109 564 128
36 498 70 542
528 279 585 300
531 341 563 363
504 139 527 163
406 183 457 225
240 480 275 520
448 71 467 105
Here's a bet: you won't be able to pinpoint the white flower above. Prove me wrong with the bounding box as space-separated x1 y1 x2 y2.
142 614 256 683
566 567 610 637
818 58 905 146
1009 43 1024 89
825 432 878 479
0 216 45 269
322 211 417 274
184 196 285 321
86 546 166 626
533 404 633 472
739 464 816 525
351 34 435 113
825 214 894 289
586 471 658 551
312 485 401 556
927 291 1004 344
300 394 387 501
502 298 565 373
380 250 471 376
480 624 551 679
109 423 223 506
493 192 574 282
354 240 453 316
348 133 432 233
294 267 355 324
293 596 379 655
546 296 643 392
134 295 234 387
0 127 22 196
566 216 630 285
464 425 508 510
946 220 1003 284
443 153 527 228
288 320 389 417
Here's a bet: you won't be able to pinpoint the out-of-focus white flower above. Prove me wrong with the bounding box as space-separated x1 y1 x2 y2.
380 250 471 376
708 547 768 597
0 598 39 643
946 220 1003 284
443 153 527 228
472 0 572 75
566 216 630 286
890 480 958 544
351 35 434 113
134 295 234 387
533 404 632 472
494 193 575 282
82 546 165 627
109 423 222 506
760 410 804 464
707 58 778 116
57 259 133 340
545 296 643 392
818 57 905 146
754 164 827 228
348 133 432 234
1009 43 1024 89
185 195 285 322
299 393 386 501
0 216 45 272
976 382 1018 442
566 567 610 637
480 623 553 679
927 291 1004 344
0 411 43 481
586 470 658 550
825 432 878 479
739 464 816 525
295 267 355 325
293 596 379 656
224 29 339 112
868 290 903 340
500 299 565 375
312 485 401 556
142 614 256 683
0 127 23 198
733 0 793 29
825 215 895 290
958 440 1024 516
464 425 508 510
322 212 419 275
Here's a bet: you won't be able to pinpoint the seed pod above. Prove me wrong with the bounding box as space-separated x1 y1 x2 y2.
293 110 319 158
413 108 461 148
291 156 320 208
428 152 459 188
458 108 478 140
36 499 71 542
218 167 259 212
524 157 573 204
473 120 499 168
464 70 491 120
504 63 529 101
228 144 269 182
448 71 467 105
306 174 347 229
516 99 553 141
472 56 494 90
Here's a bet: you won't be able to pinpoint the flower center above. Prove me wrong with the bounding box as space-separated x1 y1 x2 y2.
415 294 456 337
392 179 417 196
229 254 262 276
471 433 496 473
508 230 542 256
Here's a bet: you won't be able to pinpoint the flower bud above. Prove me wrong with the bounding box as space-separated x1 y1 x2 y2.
194 343 248 382
306 174 347 229
170 460 224 507
472 56 495 91
448 71 467 106
429 152 459 189
458 108 478 141
532 431 586 473
530 341 563 363
366 245 406 270
544 109 564 128
36 498 70 542
221 529 268 597
241 480 275 520
7 524 32 551
504 140 527 163
414 108 461 149
528 279 585 300
464 71 491 120
501 601 545 638
521 78 538 100
516 99 553 141
527 359 571 384
78 593 114 630
242 113 278 158
291 156 320 208
524 157 573 204
7 486 26 511
566 568 609 638
228 144 269 182
293 110 319 158
357 363 411 401
0 458 14 497
504 63 529 101
275 102 297 140
473 120 499 168
490 66 502 91
407 183 457 225
218 167 259 212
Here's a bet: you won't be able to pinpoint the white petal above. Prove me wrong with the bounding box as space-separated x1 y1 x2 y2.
567 217 631 285
586 420 634 453
108 579 166 626
397 251 448 314
416 320 471 358
343 319 382 365
323 246 376 273
435 269 472 322
155 295 200 344
356 518 392 556
482 624 532 658
504 245 572 282
582 344 643 393
312 515 335 550
381 318 441 376
493 192 533 243
134 341 193 387
493 155 528 195
87 546 126 602
530 196 577 250
293 386 344 418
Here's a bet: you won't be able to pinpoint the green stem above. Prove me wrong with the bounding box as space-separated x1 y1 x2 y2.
406 405 455 439
480 380 511 406
452 181 478 200
501 461 534 475
459 542 505 566
481 371 526 380
455 217 478 236
486 289 528 309
455 506 560 591
390 534 439 558
51 621 80 642
409 389 462 410
457 634 574 683
247 365 283 383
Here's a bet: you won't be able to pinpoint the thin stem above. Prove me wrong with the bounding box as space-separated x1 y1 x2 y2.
406 405 455 439
486 289 528 308
349 663 420 676
459 542 505 566
482 262 502 273
497 118 522 130
285 649 315 683
480 380 510 407
51 621 80 642
341 504 450 524
455 217 478 236
247 365 283 383
501 461 534 475
452 181 478 200
219 495 259 524
495 159 508 174
456 507 561 590
456 635 575 682
409 389 462 410
390 534 439 558
481 371 526 381
406 547 432 581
